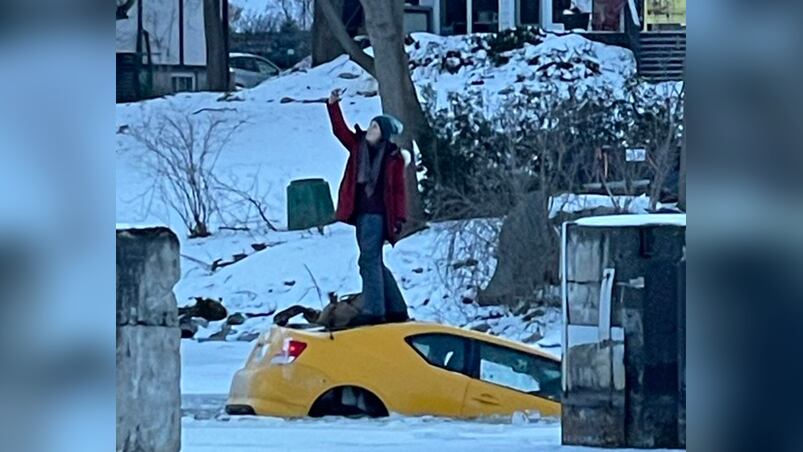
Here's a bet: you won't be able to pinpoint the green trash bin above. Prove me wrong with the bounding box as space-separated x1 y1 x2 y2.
287 178 336 231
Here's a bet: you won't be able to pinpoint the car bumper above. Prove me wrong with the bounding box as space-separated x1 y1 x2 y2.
226 363 329 417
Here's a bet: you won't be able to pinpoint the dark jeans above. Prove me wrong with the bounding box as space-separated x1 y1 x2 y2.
355 214 407 318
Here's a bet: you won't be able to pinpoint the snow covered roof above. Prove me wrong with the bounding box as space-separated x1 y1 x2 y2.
573 213 686 228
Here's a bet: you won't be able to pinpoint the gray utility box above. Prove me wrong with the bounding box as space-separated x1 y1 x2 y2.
561 214 686 449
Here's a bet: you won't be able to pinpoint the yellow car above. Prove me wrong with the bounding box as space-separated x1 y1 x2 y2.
225 321 561 419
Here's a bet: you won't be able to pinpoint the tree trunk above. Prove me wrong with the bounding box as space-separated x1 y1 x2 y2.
359 0 435 229
478 191 556 308
117 0 136 20
312 0 345 66
204 0 228 91
317 0 374 74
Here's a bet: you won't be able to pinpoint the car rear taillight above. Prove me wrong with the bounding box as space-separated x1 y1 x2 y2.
270 338 307 365
286 340 307 358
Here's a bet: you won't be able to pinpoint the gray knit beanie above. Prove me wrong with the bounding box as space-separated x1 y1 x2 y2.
371 114 404 141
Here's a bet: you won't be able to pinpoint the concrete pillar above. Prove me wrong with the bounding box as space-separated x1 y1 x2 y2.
116 227 181 452
561 219 686 449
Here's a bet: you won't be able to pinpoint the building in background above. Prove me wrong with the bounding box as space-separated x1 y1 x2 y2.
393 0 684 35
342 0 685 81
116 0 230 103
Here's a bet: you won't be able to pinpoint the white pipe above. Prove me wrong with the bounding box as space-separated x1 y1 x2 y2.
628 0 641 28
467 0 473 33
540 0 555 30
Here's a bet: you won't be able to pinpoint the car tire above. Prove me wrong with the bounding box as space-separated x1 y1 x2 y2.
225 404 255 415
309 386 388 418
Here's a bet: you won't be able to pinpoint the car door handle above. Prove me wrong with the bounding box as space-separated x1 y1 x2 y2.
472 393 500 405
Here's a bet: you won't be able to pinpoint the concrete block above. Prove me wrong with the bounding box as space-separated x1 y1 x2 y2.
116 228 180 327
116 325 181 452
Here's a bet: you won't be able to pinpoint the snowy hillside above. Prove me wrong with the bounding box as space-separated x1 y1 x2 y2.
116 32 669 352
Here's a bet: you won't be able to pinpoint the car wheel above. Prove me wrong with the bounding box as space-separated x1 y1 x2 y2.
309 386 388 418
225 404 255 415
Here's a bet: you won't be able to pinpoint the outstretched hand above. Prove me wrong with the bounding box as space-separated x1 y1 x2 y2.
328 88 344 105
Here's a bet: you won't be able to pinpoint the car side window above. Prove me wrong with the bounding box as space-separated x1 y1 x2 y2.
233 58 258 72
477 342 561 401
407 334 467 374
230 57 245 70
256 60 277 75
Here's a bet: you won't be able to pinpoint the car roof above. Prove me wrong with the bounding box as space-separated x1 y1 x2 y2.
283 321 560 362
229 52 275 63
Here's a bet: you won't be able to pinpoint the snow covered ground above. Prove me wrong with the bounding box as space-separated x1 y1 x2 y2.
182 415 567 452
181 415 683 452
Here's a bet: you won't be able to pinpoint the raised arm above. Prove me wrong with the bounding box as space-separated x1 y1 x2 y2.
326 89 358 152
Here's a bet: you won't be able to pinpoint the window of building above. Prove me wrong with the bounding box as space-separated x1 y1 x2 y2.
441 0 468 35
591 0 625 31
472 0 499 32
171 74 195 93
519 0 540 25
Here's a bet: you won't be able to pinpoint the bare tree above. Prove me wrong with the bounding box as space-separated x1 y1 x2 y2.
235 10 282 33
299 0 313 29
215 171 280 232
126 111 246 238
228 2 244 25
204 0 229 91
116 0 136 20
316 0 375 73
622 82 685 209
312 0 345 65
277 0 312 26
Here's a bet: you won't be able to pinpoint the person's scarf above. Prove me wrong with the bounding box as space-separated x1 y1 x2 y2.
356 137 386 199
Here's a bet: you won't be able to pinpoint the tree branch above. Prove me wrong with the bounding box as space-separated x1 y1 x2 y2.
116 0 137 20
317 0 376 77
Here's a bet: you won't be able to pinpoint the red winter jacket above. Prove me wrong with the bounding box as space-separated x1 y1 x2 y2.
326 101 407 245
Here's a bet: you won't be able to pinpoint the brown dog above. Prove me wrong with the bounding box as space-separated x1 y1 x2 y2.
273 292 364 328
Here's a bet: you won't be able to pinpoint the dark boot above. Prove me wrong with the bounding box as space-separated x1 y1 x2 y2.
385 311 409 323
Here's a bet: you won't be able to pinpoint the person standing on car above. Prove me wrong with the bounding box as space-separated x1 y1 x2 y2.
326 88 409 326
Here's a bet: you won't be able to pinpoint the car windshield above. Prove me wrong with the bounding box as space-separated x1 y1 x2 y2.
256 60 277 75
